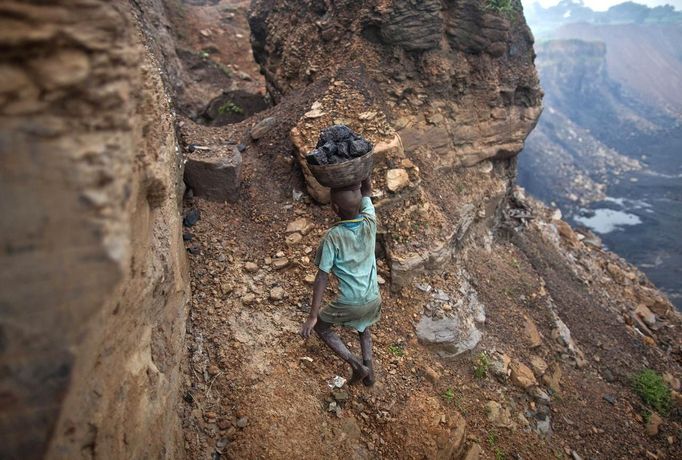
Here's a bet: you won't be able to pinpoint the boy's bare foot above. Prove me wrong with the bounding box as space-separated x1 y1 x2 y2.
348 363 370 385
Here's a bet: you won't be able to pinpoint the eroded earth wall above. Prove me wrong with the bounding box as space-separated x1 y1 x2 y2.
0 1 189 458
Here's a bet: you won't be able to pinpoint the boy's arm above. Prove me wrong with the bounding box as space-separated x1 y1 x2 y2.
300 269 329 338
360 175 372 197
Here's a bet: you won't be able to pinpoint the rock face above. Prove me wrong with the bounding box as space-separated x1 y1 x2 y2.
0 1 189 459
250 0 542 167
250 0 542 286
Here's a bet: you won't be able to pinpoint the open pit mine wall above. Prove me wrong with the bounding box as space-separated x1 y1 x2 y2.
0 1 189 459
249 0 543 169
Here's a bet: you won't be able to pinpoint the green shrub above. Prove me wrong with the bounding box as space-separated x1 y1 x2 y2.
442 388 455 402
632 369 671 415
217 100 244 115
473 352 491 379
388 344 405 357
486 0 519 17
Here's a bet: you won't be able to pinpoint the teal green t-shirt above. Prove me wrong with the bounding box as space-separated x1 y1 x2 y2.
315 196 379 305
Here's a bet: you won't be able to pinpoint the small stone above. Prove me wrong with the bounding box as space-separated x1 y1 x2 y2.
304 274 316 284
646 412 662 436
536 417 551 435
489 351 512 382
543 364 562 393
305 108 325 118
485 400 514 428
244 262 259 273
332 390 350 402
524 315 543 348
421 365 440 384
208 364 220 376
250 116 276 140
635 304 656 327
529 387 551 404
269 286 285 301
217 418 231 430
272 258 290 270
286 218 313 234
571 450 583 460
183 208 201 227
236 416 249 428
377 275 386 285
510 360 538 389
603 394 616 405
529 355 548 376
286 232 303 245
241 293 256 305
386 168 409 192
275 251 285 258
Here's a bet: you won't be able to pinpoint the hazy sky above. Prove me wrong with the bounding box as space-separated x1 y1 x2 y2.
522 0 682 11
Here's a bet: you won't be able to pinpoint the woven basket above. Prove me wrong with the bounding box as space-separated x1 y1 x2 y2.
308 149 374 189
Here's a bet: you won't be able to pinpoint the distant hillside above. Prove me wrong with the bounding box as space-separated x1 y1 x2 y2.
526 1 682 116
518 36 682 307
526 0 682 36
552 22 682 116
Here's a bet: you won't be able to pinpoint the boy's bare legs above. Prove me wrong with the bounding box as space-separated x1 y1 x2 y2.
359 327 375 386
314 320 369 384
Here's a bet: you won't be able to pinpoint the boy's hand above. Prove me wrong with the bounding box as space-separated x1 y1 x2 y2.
300 316 317 339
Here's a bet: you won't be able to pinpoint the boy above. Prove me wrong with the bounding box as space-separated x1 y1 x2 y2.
299 175 380 386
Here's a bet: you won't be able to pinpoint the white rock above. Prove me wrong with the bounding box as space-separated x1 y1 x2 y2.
386 168 409 192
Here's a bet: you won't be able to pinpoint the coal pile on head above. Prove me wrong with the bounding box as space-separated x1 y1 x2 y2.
306 125 373 165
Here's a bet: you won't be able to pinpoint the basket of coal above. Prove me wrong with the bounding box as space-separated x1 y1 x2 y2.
305 125 374 189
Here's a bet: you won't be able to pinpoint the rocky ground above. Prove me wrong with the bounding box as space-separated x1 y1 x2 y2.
164 1 682 459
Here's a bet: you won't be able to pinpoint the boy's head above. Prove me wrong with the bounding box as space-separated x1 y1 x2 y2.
330 185 361 220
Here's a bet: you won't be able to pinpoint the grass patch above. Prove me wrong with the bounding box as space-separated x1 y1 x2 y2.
485 0 520 17
217 100 244 115
495 447 506 460
388 344 405 357
487 431 497 446
442 388 455 403
473 352 491 379
632 369 671 415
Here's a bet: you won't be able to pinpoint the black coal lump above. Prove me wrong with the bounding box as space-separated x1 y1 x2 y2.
336 141 350 159
349 138 372 157
317 125 353 146
306 149 328 165
306 124 372 165
319 141 338 157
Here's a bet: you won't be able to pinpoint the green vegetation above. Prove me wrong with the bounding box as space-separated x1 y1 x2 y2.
485 0 519 17
486 431 505 460
387 343 405 357
217 62 233 78
442 388 455 403
217 100 244 115
632 369 671 415
473 352 491 379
